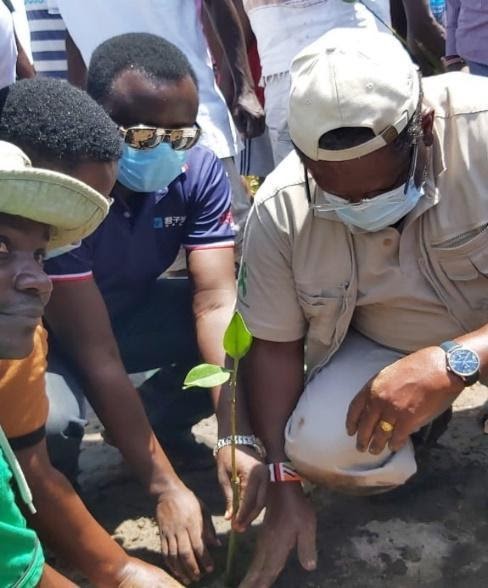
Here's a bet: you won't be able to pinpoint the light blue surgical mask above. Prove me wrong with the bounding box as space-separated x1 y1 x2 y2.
311 143 424 232
117 142 187 193
317 180 425 232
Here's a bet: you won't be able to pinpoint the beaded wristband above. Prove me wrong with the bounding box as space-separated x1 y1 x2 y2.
268 461 302 483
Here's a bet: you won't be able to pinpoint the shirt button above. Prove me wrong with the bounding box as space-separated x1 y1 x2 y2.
123 211 131 219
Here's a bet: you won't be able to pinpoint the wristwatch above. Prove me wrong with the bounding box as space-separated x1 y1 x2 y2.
213 435 266 459
439 340 480 386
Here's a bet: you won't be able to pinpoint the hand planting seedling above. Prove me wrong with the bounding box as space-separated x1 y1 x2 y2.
184 310 253 586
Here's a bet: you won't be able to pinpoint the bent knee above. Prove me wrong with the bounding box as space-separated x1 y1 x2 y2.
285 413 416 494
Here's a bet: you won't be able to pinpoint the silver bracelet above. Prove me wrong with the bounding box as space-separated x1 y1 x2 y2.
213 434 266 458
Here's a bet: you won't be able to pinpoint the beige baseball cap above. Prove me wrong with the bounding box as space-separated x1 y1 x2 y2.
288 29 420 162
0 141 111 250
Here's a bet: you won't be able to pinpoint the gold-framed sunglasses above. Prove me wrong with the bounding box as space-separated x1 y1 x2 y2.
119 123 201 151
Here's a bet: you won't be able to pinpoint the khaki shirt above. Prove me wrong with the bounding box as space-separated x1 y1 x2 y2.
238 72 488 380
352 224 462 353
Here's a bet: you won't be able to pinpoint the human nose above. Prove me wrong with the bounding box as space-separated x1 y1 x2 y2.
14 257 53 304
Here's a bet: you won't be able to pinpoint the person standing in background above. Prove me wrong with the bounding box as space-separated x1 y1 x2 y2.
238 0 391 166
0 0 18 88
390 0 446 76
1 0 35 87
446 0 488 76
202 0 274 180
24 0 68 79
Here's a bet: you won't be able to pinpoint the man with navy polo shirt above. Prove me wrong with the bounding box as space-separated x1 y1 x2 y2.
43 33 236 585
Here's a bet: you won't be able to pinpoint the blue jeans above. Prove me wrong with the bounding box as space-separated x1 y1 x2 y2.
467 60 488 77
45 278 212 480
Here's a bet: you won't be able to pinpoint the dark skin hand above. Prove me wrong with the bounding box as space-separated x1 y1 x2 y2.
45 70 236 585
204 0 265 138
17 440 183 587
347 326 488 455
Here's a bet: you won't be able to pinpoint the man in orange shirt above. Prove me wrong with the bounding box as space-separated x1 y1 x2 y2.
0 78 183 586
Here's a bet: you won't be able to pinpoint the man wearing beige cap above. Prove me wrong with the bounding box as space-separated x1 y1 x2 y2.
218 28 488 586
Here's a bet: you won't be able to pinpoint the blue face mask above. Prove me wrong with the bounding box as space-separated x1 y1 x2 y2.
318 180 425 232
117 142 187 193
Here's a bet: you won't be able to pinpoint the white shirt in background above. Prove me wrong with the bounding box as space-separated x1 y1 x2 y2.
0 2 17 89
53 0 240 159
243 0 391 78
11 0 32 62
24 0 67 78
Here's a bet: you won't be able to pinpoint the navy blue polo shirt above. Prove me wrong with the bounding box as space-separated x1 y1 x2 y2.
45 145 235 318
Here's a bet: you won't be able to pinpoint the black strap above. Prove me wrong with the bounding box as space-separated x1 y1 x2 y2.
8 426 46 451
1 0 15 13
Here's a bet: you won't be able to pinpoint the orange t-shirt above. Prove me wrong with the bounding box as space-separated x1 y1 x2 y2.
0 325 49 449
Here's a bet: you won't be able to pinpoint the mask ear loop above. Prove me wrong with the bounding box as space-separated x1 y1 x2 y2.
304 164 312 205
403 141 419 195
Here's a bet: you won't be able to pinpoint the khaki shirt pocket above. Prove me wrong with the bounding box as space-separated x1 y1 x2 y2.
297 291 343 347
434 226 488 315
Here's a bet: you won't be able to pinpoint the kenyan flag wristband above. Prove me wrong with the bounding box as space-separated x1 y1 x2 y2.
268 461 302 483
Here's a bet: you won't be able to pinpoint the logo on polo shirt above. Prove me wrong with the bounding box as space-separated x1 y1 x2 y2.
162 216 186 228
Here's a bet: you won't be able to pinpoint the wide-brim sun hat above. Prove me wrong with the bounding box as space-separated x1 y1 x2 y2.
288 28 420 162
0 141 111 249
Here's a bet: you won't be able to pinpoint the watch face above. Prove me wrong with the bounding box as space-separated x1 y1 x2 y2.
449 348 480 377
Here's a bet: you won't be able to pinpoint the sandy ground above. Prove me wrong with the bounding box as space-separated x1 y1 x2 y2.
59 384 488 587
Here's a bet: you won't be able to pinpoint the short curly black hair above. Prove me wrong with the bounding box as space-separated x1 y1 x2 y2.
0 78 122 169
87 33 198 104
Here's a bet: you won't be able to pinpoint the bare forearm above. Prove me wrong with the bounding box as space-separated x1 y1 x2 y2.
193 293 235 409
14 34 36 79
83 366 180 495
402 0 445 57
245 339 305 461
204 0 254 94
66 33 87 88
21 463 127 587
38 564 77 587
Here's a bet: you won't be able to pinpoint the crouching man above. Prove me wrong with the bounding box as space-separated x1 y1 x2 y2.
216 29 488 587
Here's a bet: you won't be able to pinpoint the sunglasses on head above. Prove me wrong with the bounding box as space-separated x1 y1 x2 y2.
119 123 201 151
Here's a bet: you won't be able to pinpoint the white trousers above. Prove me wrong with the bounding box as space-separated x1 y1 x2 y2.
285 330 417 493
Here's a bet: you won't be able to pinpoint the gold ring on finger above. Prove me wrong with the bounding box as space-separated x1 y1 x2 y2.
378 419 395 433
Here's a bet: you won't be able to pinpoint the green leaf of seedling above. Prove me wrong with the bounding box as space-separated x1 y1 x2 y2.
223 310 253 360
183 364 231 389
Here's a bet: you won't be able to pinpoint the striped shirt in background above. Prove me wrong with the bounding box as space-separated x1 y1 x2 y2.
25 0 67 78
